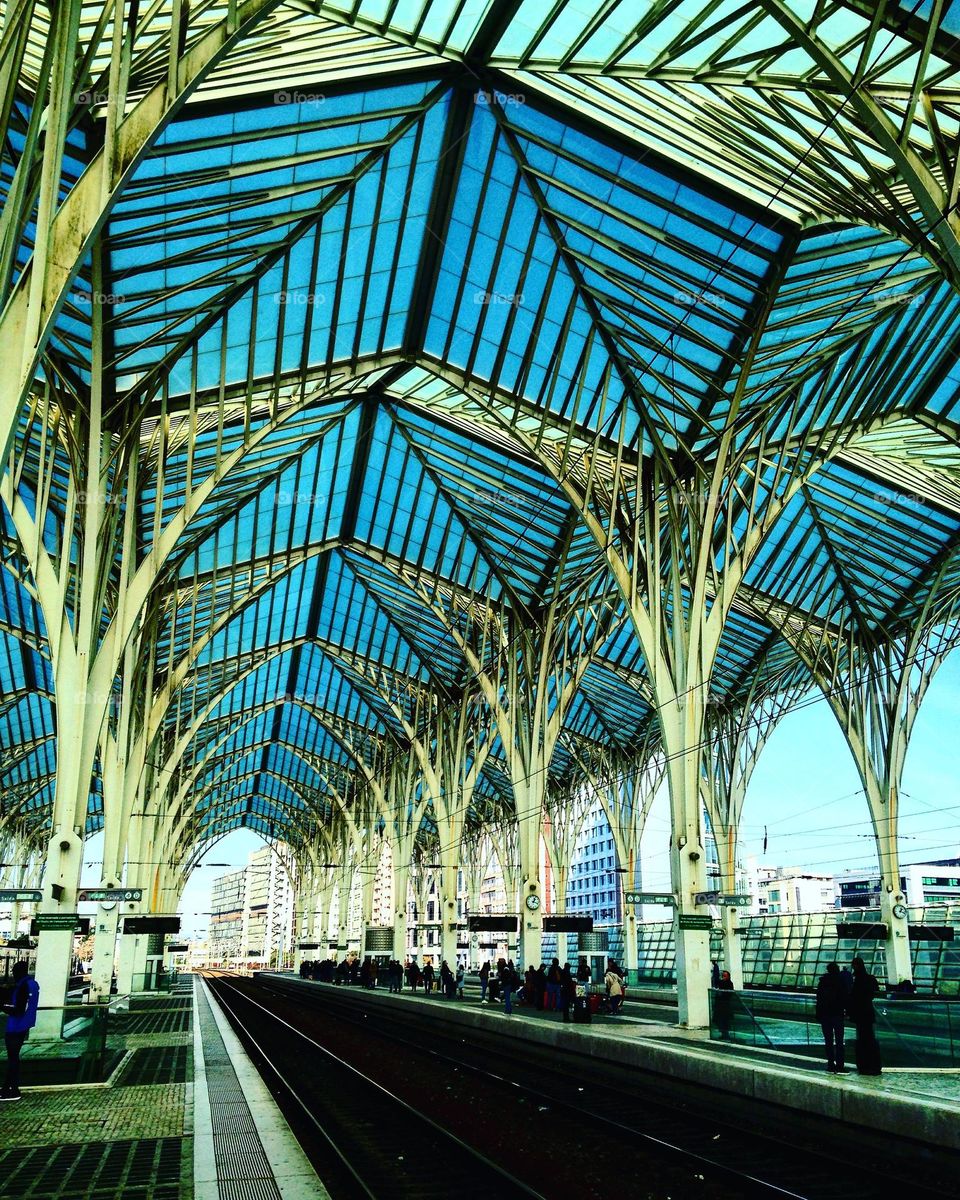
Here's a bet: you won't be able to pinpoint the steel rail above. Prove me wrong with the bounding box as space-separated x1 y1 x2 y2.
203 973 547 1200
255 974 954 1200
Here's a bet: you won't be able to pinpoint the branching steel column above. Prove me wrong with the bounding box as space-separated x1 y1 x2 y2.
489 817 521 959
315 864 337 956
382 687 494 970
460 834 488 968
0 0 285 467
25 236 118 1028
409 563 616 968
333 821 355 954
381 752 427 963
439 698 493 968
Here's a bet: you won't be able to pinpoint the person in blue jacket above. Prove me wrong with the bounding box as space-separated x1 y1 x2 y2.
2 960 40 1101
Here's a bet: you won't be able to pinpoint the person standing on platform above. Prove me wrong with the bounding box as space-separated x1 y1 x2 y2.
604 966 625 1015
2 961 39 1102
455 962 465 999
525 960 540 1008
713 969 735 1039
711 959 721 988
500 959 517 1015
546 959 561 1011
478 960 490 1003
815 962 848 1073
848 956 882 1075
422 960 435 996
559 964 576 1023
532 960 547 1008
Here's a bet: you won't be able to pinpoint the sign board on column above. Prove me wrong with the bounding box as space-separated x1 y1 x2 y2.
123 916 180 935
542 916 593 932
32 913 85 932
678 914 713 931
0 890 42 903
625 891 674 906
78 888 143 903
467 915 519 932
835 922 887 940
718 894 751 907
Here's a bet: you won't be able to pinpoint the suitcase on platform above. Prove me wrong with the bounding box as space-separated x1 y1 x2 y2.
573 996 591 1024
588 992 601 1015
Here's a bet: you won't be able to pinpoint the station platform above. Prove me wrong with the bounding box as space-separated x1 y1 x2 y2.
284 974 960 1153
0 976 327 1200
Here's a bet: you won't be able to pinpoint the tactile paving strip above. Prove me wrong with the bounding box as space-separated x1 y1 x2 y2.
117 1046 189 1087
0 1137 182 1200
197 985 283 1199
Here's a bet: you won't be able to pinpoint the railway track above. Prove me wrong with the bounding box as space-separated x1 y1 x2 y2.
227 973 959 1200
204 973 544 1200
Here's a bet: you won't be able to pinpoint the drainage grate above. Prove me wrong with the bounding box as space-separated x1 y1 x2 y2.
0 1138 182 1200
113 1009 191 1036
118 1045 189 1087
197 986 282 1199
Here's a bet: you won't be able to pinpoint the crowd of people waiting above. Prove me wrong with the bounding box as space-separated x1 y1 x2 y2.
298 953 627 1021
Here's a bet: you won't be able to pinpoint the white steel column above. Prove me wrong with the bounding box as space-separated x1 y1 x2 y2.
89 880 123 1003
33 829 83 1037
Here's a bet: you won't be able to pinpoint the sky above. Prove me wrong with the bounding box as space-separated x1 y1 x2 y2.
75 650 960 940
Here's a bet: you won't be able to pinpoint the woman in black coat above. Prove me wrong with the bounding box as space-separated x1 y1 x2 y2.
847 956 882 1075
815 962 848 1072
